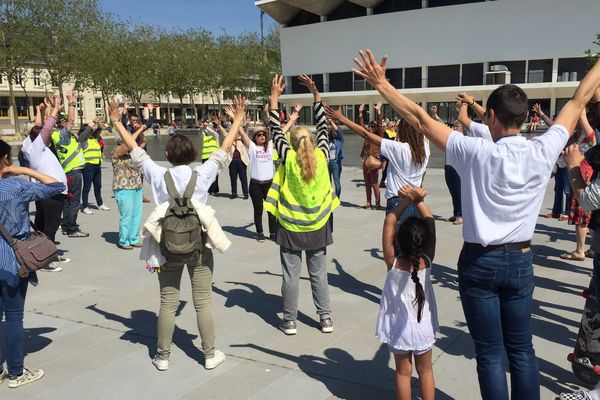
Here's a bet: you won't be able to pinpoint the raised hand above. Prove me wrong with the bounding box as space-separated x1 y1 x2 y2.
352 49 388 88
457 92 474 105
294 103 302 114
374 101 383 113
325 106 344 121
66 91 77 105
109 97 121 122
531 103 543 115
271 74 285 99
359 103 365 113
224 105 236 120
298 74 316 94
399 185 427 203
563 144 584 169
233 94 246 118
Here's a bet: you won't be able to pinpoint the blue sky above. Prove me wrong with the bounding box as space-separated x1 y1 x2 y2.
99 0 277 36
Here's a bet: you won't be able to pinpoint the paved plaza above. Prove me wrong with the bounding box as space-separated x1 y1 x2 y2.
0 159 593 399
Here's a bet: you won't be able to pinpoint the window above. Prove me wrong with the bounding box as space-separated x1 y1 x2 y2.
488 60 526 84
0 74 3 85
328 2 366 21
31 97 45 108
353 73 372 91
428 0 484 7
33 71 41 86
95 98 102 109
0 97 9 118
387 68 403 89
404 67 422 89
428 64 460 88
15 97 28 117
14 73 23 86
329 72 353 92
558 57 587 82
461 63 483 86
374 0 422 14
76 98 82 111
528 59 552 83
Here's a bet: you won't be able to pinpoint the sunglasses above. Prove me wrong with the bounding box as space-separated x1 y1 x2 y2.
255 132 266 137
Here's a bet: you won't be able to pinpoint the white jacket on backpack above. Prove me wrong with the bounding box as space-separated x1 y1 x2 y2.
140 200 231 269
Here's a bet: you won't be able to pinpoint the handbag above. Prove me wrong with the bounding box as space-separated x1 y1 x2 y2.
0 221 58 278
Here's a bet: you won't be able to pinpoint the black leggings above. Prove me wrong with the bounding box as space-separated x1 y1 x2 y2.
35 194 64 242
249 179 276 235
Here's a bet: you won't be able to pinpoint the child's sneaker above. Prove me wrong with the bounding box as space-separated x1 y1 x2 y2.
320 318 334 333
0 368 7 384
204 350 226 370
8 368 44 388
279 320 297 335
152 354 169 371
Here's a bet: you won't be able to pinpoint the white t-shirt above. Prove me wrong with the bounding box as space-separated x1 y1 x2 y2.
468 121 493 141
380 138 430 199
248 141 275 181
21 135 68 194
446 124 569 246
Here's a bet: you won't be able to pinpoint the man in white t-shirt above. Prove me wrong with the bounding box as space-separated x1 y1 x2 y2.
353 49 600 400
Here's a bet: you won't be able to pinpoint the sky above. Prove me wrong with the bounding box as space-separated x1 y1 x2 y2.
99 0 277 36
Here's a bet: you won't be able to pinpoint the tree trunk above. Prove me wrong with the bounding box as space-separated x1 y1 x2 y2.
18 82 32 122
167 97 172 124
101 89 109 122
179 94 185 126
190 94 198 124
7 72 19 134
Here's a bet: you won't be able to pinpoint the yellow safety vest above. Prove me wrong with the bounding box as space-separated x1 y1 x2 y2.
83 137 102 165
201 134 219 160
264 149 339 232
51 129 86 173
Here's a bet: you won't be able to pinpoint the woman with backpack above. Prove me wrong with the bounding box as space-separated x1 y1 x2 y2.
265 74 339 335
108 95 245 372
0 139 66 388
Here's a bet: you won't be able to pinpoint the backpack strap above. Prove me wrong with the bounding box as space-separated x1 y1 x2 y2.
164 170 198 202
0 221 16 246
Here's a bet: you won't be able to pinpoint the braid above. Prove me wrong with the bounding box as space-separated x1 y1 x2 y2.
409 234 426 323
398 217 429 324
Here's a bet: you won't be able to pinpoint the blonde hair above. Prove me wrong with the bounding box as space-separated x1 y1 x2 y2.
290 126 316 182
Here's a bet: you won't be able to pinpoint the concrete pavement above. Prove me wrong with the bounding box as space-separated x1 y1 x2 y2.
0 162 592 399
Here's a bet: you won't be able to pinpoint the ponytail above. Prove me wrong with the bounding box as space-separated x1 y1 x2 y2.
290 126 316 182
397 216 429 323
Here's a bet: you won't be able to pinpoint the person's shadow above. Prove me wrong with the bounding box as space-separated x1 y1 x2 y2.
86 301 206 365
23 327 56 356
213 282 320 330
221 223 255 239
232 343 454 399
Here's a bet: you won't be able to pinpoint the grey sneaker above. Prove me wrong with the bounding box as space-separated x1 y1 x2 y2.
320 318 334 333
8 367 44 388
0 369 7 384
555 391 593 400
204 350 226 370
42 262 62 272
280 320 297 335
68 230 89 238
152 354 169 371
257 233 266 243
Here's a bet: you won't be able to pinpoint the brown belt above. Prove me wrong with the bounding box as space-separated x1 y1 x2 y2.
463 240 531 253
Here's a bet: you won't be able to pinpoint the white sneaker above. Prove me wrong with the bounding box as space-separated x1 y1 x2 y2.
99 205 111 211
57 256 71 263
152 355 169 371
81 207 93 215
8 367 44 388
0 368 7 384
43 262 62 272
204 350 226 370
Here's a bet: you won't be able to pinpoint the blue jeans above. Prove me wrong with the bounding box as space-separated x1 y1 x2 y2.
386 196 418 221
328 160 342 198
114 188 143 246
82 163 103 208
62 170 82 234
552 166 571 215
0 278 28 378
458 246 539 400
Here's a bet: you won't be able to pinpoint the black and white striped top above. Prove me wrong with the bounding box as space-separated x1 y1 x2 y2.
269 101 329 163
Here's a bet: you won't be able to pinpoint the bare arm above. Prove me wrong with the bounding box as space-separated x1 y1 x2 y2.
580 110 596 145
353 50 452 150
382 197 412 270
40 95 62 145
456 102 472 129
282 110 299 133
220 95 247 152
65 92 77 133
1 165 57 184
34 104 43 126
238 126 251 149
555 58 600 134
325 106 382 147
457 92 485 120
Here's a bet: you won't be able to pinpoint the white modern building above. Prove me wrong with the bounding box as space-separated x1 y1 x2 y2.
257 0 600 123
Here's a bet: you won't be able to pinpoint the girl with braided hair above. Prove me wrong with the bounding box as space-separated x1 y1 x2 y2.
377 185 438 400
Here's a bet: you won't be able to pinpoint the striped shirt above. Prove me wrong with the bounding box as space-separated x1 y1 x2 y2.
270 101 329 162
0 178 65 287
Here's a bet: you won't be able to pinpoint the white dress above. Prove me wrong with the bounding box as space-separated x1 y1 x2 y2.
376 256 439 352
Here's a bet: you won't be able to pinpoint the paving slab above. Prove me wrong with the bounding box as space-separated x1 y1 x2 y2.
0 161 593 399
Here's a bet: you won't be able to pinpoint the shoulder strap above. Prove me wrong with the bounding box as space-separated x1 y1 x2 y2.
183 171 197 200
0 221 16 245
164 171 179 201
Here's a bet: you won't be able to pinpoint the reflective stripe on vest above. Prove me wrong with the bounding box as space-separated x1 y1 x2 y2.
201 135 219 159
83 137 102 165
264 149 339 232
51 130 86 173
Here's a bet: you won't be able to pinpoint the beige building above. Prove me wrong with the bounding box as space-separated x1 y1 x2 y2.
0 68 262 135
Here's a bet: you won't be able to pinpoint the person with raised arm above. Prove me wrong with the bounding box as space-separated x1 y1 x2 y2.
109 95 244 372
80 117 110 215
325 106 428 219
327 118 344 199
352 48 600 400
20 96 69 271
0 139 66 388
358 102 384 209
264 74 339 335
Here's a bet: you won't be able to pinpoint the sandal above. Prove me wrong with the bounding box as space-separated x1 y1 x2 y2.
362 203 372 209
560 252 586 261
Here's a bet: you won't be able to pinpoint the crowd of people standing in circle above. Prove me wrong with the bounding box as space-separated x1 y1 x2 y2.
1 45 600 400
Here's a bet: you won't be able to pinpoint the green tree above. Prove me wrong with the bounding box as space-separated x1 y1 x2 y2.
586 33 600 70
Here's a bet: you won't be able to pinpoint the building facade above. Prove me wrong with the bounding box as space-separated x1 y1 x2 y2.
257 0 599 123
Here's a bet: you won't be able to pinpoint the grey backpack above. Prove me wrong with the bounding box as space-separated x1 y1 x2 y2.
160 171 202 265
